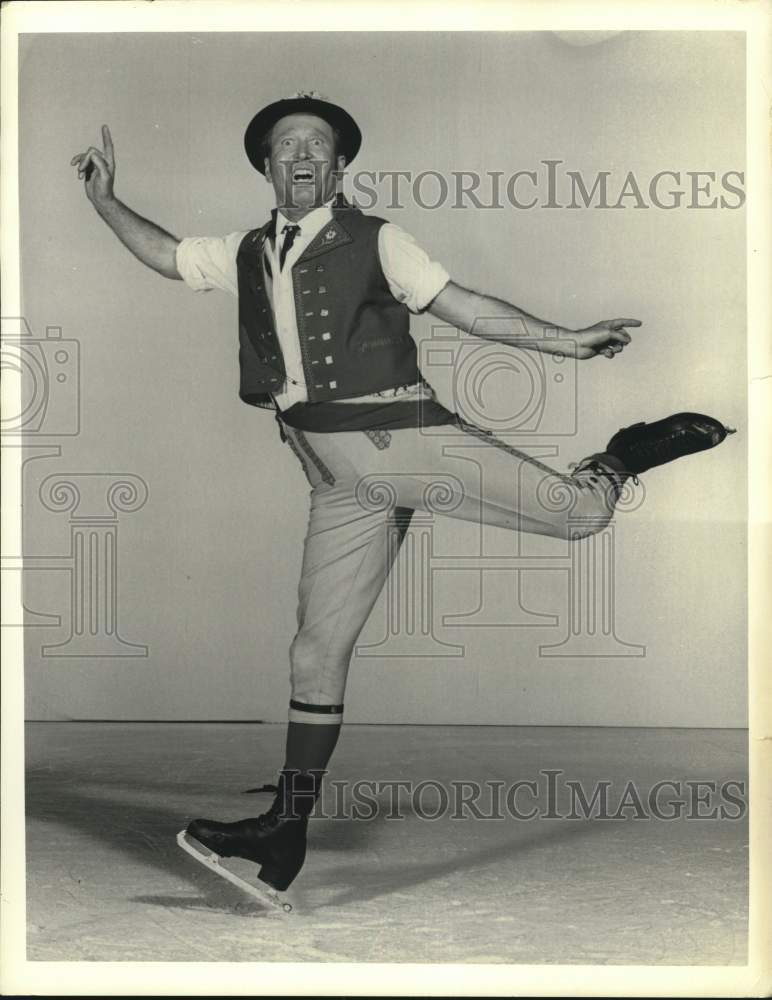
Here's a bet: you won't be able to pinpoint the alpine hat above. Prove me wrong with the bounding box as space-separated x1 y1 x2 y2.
244 91 362 175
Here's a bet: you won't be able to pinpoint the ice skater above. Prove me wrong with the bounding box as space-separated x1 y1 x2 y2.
72 92 734 910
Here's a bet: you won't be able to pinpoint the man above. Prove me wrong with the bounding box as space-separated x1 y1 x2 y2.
72 93 734 908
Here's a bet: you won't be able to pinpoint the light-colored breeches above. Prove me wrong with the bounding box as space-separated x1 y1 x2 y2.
280 417 618 724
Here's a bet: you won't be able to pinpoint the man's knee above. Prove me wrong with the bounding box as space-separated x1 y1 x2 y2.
290 630 351 689
290 631 323 673
564 510 613 540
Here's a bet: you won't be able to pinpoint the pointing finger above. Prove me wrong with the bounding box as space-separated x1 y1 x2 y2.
610 318 642 329
102 124 115 169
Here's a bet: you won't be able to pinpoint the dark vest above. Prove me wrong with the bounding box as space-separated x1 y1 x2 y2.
236 201 420 409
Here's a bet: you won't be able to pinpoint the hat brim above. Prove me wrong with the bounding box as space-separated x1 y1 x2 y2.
244 97 362 175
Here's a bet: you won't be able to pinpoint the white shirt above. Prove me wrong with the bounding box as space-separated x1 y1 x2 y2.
176 203 450 409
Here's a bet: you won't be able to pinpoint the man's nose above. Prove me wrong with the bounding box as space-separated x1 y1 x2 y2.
296 140 310 159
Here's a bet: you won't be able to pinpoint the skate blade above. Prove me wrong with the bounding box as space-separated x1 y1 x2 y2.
176 830 293 913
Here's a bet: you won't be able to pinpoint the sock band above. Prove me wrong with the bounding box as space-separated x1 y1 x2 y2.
290 699 344 714
288 699 344 725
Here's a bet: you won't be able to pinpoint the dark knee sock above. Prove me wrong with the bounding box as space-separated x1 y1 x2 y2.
284 721 341 773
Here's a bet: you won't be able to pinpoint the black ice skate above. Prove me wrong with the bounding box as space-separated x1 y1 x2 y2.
177 769 321 912
602 412 736 475
574 411 736 485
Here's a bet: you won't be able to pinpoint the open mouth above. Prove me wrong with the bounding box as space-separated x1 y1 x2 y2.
292 165 316 184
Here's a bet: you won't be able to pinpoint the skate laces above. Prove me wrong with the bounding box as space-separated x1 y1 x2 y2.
569 459 638 487
236 782 283 828
241 778 314 823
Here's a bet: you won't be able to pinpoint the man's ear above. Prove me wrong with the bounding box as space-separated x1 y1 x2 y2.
264 158 272 182
333 154 347 192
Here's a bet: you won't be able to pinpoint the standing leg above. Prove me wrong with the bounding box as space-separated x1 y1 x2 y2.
183 425 415 896
284 484 413 772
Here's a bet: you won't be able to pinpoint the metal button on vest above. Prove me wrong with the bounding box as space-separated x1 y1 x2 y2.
235 212 417 407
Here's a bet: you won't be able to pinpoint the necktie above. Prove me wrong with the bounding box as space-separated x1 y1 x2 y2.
279 223 301 271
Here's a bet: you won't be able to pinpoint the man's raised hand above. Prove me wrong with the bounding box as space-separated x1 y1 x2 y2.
68 125 181 278
571 318 642 360
71 125 116 206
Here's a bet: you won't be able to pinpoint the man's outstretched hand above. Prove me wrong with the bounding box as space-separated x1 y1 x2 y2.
71 124 116 207
569 318 641 360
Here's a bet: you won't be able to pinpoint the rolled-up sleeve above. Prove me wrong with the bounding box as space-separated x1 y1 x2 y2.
175 231 250 296
378 223 450 313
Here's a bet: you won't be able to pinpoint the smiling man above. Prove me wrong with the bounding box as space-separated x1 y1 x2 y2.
262 110 342 218
72 92 734 909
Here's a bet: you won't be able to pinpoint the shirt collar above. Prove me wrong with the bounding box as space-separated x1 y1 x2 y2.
274 199 335 244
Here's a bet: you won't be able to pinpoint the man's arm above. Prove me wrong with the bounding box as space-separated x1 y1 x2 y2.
71 125 181 280
427 280 640 361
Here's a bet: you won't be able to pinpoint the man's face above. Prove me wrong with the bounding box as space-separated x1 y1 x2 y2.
264 114 346 215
